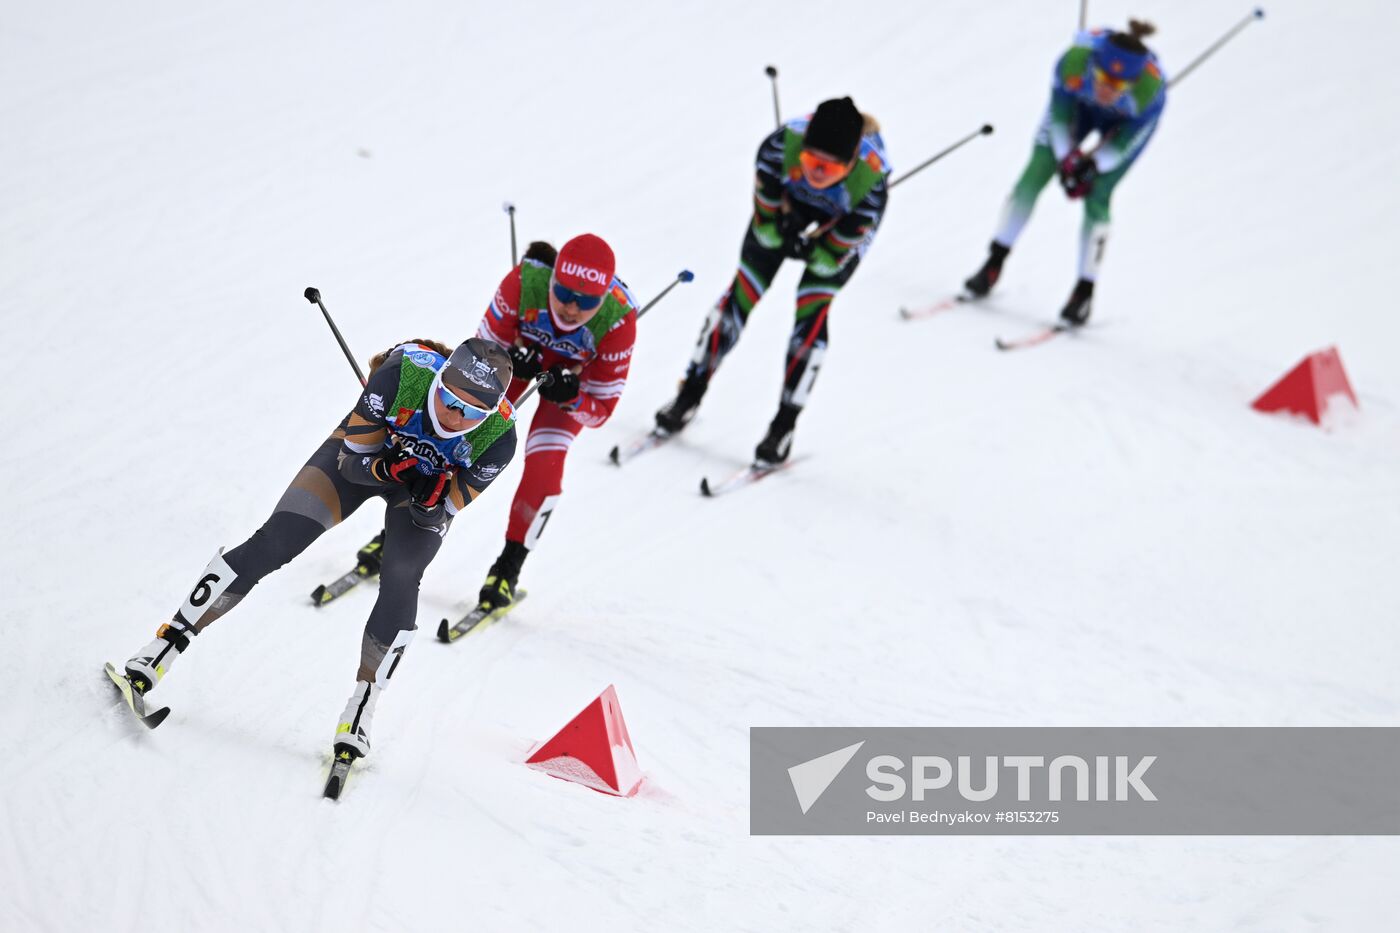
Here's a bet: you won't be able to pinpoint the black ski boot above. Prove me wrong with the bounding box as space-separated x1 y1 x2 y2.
755 403 800 467
964 242 1011 298
654 373 708 435
1059 278 1094 326
478 540 528 610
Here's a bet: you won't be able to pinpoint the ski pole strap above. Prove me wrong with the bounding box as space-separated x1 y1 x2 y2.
888 124 994 190
303 287 367 387
636 270 695 320
1169 8 1266 89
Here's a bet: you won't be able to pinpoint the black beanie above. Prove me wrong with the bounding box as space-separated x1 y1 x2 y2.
803 97 864 162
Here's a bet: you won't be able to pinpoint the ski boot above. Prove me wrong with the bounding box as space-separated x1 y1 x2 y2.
964 242 1011 298
654 373 708 435
755 403 800 468
356 531 385 576
334 680 381 759
1059 278 1094 327
478 540 528 610
124 621 193 695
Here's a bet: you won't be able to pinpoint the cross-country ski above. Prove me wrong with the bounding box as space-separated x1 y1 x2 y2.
994 323 1074 351
699 459 803 498
437 591 529 643
898 293 975 321
104 662 171 730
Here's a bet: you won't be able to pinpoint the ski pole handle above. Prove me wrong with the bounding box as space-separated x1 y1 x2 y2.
636 269 695 320
503 202 518 267
303 287 367 387
888 124 994 190
1169 8 1266 89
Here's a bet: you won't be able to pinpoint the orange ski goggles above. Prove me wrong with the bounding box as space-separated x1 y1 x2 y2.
1092 66 1134 94
798 149 853 189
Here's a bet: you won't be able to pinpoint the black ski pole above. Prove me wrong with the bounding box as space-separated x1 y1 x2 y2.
303 287 366 387
637 269 695 320
1169 8 1265 89
764 65 781 130
503 201 518 267
511 371 552 412
888 124 995 190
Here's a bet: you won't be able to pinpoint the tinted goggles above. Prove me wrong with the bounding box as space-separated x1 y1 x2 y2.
1092 66 1134 93
552 282 604 311
799 149 853 188
436 382 498 420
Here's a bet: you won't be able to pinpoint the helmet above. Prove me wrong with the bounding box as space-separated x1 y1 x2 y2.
426 338 512 437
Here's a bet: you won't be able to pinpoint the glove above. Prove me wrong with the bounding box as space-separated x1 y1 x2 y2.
783 235 815 261
538 365 580 404
509 343 542 381
405 470 450 509
374 446 450 508
1058 150 1098 199
776 208 807 248
374 445 424 485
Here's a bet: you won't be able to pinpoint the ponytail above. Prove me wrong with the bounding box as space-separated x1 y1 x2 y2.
1127 18 1156 39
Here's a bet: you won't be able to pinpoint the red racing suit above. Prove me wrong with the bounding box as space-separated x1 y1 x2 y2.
475 253 638 547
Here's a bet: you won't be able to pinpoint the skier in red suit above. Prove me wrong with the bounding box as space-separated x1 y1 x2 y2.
472 233 639 608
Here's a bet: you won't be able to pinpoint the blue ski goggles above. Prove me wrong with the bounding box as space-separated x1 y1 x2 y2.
552 282 604 311
436 382 499 420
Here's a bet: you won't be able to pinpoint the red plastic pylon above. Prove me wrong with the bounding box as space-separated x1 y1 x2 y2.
525 685 643 797
1251 346 1358 425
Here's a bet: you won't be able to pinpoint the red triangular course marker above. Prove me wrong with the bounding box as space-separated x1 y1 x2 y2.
1251 346 1358 426
525 685 643 797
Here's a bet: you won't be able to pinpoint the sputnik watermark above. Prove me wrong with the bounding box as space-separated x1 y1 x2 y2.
866 754 1156 802
751 727 1400 835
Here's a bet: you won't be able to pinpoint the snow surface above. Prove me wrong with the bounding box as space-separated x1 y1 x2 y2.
3 0 1399 930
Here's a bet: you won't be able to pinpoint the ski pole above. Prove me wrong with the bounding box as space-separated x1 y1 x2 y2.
764 65 781 130
1078 0 1087 32
888 124 995 190
1169 8 1265 89
503 201 518 267
303 287 367 387
510 371 552 413
637 269 695 320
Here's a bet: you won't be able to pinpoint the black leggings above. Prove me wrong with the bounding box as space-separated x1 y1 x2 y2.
202 438 447 682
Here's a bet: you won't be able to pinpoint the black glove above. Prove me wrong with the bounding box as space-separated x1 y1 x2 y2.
538 365 581 404
1058 150 1098 199
374 446 450 507
776 208 806 244
404 469 450 508
782 235 815 260
374 445 424 485
509 343 542 381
